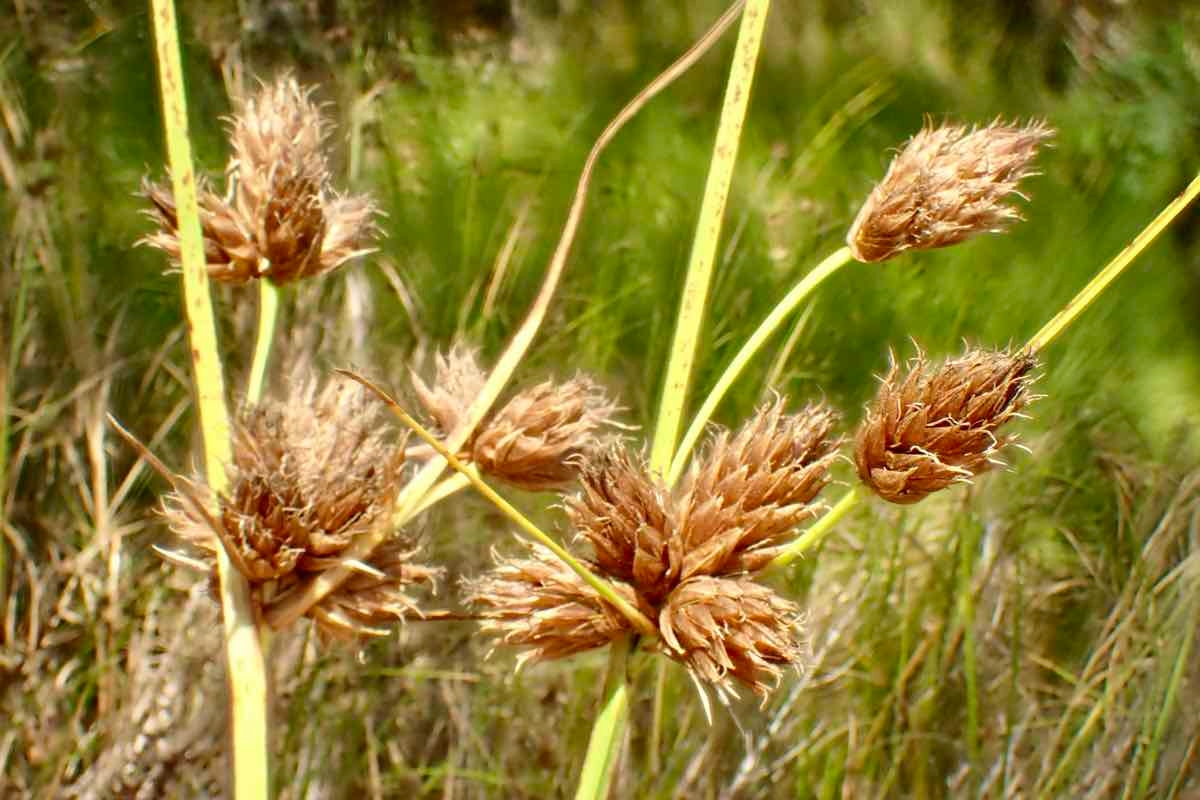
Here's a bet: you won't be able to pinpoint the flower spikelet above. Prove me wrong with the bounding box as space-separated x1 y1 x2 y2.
310 538 443 641
141 176 262 284
565 447 675 603
410 346 488 437
472 376 619 491
161 376 404 582
855 348 1037 504
465 542 641 666
659 575 804 699
847 120 1053 263
676 400 839 578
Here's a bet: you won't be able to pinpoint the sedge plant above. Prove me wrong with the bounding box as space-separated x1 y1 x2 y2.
133 2 1200 798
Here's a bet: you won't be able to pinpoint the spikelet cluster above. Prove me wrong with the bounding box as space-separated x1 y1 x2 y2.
468 399 839 699
855 348 1037 504
142 75 376 285
847 120 1053 263
411 346 620 491
161 376 440 640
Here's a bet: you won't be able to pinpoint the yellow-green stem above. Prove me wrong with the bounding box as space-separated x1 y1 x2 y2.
649 0 770 474
641 0 770 783
148 2 269 796
768 485 860 570
246 280 279 405
574 635 633 800
1026 170 1200 353
667 246 853 483
343 371 658 639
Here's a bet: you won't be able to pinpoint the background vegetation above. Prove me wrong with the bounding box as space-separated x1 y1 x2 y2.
2 1 1199 796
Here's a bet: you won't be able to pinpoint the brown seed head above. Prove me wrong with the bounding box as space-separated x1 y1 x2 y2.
847 120 1053 263
410 346 488 438
141 75 377 284
472 376 619 491
464 542 644 666
855 348 1037 504
658 575 804 699
310 538 443 642
565 446 676 603
161 376 405 582
676 400 839 578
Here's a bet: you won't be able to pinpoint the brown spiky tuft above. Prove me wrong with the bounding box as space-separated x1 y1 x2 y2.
141 176 263 284
310 538 443 642
410 345 488 438
472 376 619 491
676 400 840 577
658 575 805 699
161 375 405 588
464 542 643 666
847 120 1053 263
855 348 1037 504
565 447 675 603
141 75 377 284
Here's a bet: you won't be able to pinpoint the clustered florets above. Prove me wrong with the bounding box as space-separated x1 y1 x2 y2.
466 399 840 699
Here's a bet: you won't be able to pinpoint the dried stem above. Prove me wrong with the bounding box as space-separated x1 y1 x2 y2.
147 1 268 796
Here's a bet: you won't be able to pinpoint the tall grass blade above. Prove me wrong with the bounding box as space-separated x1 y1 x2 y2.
147 1 269 795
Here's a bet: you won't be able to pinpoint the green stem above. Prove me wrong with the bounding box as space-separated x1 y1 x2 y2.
1026 170 1200 353
667 246 853 483
246 280 279 405
1133 594 1197 799
768 485 860 570
148 2 269 797
574 635 634 800
649 0 771 474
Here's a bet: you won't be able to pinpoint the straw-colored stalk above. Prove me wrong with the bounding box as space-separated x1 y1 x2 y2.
637 0 771 785
147 1 269 796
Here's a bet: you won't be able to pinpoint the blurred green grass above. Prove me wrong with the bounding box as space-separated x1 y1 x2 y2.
3 1 1200 797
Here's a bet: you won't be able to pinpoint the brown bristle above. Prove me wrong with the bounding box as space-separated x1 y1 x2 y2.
140 75 377 284
472 376 619 491
160 376 405 584
565 446 675 603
